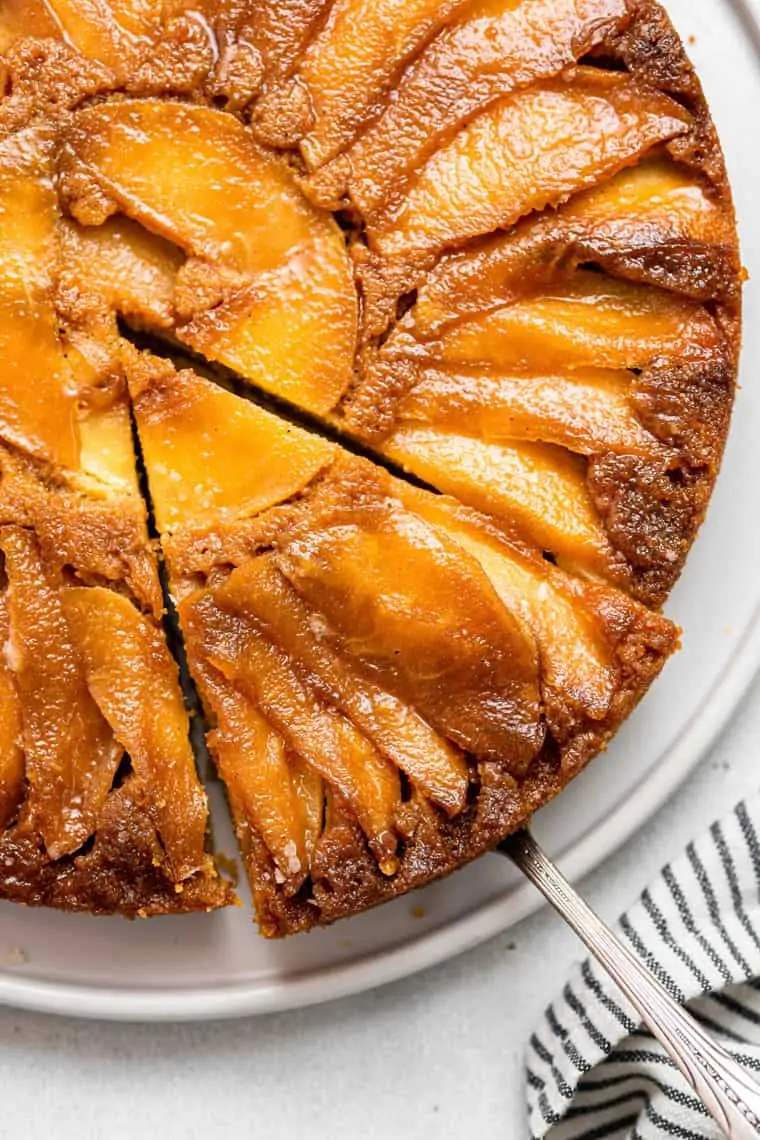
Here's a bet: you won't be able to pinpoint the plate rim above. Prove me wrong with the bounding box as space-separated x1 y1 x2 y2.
0 0 757 1028
1 600 758 1022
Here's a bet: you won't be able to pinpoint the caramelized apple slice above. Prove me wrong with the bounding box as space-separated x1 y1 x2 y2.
0 596 24 831
60 217 183 333
65 100 357 413
414 160 739 333
179 248 355 414
128 359 336 532
192 655 313 891
398 367 664 459
182 591 400 868
401 489 618 717
279 477 544 769
0 132 79 469
1 527 122 859
42 0 160 78
545 158 737 258
244 0 333 86
344 0 628 216
370 69 691 259
290 752 325 864
61 587 210 882
432 271 724 372
383 429 620 581
217 555 469 815
297 0 469 170
400 486 676 722
0 0 60 49
78 400 142 496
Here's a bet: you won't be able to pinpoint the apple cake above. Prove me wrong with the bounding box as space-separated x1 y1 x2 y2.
0 0 741 934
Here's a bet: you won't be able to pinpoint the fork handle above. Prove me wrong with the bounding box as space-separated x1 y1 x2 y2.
500 830 760 1138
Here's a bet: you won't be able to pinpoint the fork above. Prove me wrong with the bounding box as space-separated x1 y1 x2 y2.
500 830 760 1138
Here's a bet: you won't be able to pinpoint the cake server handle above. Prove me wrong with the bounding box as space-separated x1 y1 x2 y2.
500 829 760 1138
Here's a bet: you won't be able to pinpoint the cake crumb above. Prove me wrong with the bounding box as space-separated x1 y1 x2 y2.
4 947 27 966
411 904 426 920
216 853 239 886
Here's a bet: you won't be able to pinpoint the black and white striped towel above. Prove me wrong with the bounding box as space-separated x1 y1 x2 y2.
526 796 760 1139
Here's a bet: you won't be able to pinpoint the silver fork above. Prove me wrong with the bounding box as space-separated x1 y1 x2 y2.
500 830 760 1138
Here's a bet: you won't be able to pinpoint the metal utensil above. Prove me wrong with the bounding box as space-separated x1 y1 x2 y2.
500 830 760 1138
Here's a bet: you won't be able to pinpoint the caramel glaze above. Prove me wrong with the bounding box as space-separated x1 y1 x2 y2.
0 0 740 932
130 356 676 936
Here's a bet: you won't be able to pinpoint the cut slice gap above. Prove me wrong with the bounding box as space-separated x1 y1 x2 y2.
122 323 444 498
127 388 248 835
128 352 678 935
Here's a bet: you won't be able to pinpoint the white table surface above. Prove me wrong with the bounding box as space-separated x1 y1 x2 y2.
0 671 755 1140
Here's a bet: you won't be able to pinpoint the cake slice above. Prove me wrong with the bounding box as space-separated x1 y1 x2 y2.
129 353 677 935
0 123 231 916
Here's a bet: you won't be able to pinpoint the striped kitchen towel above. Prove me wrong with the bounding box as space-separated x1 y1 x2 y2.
526 796 760 1139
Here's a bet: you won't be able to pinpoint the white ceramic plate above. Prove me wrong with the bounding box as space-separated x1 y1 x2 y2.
1 0 759 1023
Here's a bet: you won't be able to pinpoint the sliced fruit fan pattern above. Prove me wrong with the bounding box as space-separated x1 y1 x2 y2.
0 0 740 933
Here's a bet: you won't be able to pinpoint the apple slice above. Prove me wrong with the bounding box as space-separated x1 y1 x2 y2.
383 429 621 582
42 0 160 78
0 0 60 49
216 555 469 815
297 0 469 170
401 489 618 718
78 400 141 496
344 0 628 217
279 481 544 770
0 595 24 832
0 132 79 469
127 357 336 533
370 68 691 259
1 527 122 860
397 367 665 459
432 271 724 372
64 99 357 413
61 587 211 882
182 590 401 870
414 159 739 334
400 486 677 725
60 217 183 333
190 654 315 893
244 0 334 87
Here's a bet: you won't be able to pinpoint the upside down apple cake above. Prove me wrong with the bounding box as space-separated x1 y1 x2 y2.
0 0 741 934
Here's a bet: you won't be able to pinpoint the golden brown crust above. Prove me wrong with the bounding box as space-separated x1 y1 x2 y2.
0 778 231 917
